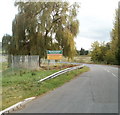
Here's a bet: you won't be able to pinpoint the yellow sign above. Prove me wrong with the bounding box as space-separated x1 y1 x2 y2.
47 50 63 60
47 54 62 60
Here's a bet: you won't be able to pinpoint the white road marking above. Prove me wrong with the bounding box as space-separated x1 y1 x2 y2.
104 68 118 78
112 73 117 78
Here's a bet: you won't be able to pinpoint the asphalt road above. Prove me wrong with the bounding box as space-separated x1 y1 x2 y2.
14 64 118 113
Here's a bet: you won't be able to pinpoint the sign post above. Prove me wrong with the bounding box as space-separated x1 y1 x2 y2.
48 60 50 70
47 50 63 69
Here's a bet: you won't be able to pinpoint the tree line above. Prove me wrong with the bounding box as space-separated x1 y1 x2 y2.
91 8 120 65
76 48 89 55
2 1 80 66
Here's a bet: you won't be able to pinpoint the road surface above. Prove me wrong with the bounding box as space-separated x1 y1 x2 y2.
14 64 118 113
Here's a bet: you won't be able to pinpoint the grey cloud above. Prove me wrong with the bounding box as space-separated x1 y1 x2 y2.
77 15 112 41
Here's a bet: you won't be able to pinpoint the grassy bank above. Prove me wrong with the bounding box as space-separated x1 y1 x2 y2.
2 66 89 110
2 68 59 110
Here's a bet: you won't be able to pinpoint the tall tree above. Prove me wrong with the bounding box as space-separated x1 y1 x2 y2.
91 41 108 62
2 34 14 66
110 8 120 64
2 34 12 54
11 1 80 65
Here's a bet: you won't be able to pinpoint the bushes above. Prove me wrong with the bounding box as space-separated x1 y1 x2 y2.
91 41 119 65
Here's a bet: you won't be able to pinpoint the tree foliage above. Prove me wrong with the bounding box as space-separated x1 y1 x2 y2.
2 1 80 66
12 2 80 57
77 48 89 55
91 41 107 62
110 9 120 64
91 7 120 65
2 34 11 54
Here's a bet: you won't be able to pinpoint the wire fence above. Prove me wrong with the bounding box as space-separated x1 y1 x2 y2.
4 55 64 70
2 55 81 77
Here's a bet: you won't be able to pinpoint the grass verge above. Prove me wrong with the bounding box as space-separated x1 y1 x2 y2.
2 66 89 110
0 62 8 71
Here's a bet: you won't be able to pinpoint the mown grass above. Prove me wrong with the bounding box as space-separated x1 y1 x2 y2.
2 66 89 110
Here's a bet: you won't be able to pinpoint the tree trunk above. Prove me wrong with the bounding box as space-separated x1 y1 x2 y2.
39 55 41 67
8 54 12 67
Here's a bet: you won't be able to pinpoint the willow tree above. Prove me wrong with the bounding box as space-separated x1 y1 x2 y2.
12 1 80 66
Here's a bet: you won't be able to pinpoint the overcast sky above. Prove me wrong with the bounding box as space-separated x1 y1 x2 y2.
0 0 119 50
